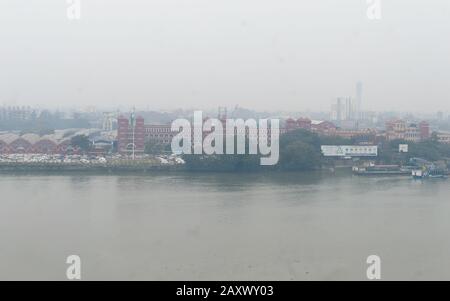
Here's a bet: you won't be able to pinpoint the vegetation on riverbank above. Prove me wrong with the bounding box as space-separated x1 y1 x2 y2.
183 129 450 171
378 135 450 165
182 129 353 172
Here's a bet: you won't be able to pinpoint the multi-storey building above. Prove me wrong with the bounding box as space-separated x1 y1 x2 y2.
385 120 430 142
0 106 33 121
145 124 177 145
117 114 145 155
285 118 312 131
144 120 276 146
285 118 338 135
436 131 450 144
332 129 377 141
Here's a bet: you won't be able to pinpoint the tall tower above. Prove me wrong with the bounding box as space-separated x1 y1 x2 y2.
345 97 353 120
336 98 343 121
117 112 145 157
356 81 363 120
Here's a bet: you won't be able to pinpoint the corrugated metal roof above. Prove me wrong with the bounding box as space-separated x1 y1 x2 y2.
0 133 20 144
0 129 117 147
21 133 41 144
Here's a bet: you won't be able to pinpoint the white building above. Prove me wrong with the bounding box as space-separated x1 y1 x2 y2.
321 145 378 157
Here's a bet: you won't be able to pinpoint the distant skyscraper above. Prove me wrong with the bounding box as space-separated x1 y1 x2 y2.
345 97 355 120
331 97 356 121
336 97 343 121
330 98 343 121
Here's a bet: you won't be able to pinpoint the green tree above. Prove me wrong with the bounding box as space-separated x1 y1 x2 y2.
279 141 322 171
280 129 321 149
70 135 91 153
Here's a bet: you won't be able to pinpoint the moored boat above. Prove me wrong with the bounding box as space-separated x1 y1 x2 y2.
353 164 412 176
412 167 448 179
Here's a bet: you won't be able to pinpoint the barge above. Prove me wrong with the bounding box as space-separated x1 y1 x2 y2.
352 165 413 176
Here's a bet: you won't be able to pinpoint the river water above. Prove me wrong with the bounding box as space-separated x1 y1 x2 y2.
0 171 449 280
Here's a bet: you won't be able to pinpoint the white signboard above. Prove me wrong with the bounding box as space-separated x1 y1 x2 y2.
321 145 378 157
399 144 409 153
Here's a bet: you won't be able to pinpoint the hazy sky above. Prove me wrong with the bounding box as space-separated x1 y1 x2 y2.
0 0 449 112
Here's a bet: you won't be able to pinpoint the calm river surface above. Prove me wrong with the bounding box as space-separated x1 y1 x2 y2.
1 171 449 280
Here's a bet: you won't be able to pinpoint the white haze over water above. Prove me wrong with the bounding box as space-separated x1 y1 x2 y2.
0 0 449 112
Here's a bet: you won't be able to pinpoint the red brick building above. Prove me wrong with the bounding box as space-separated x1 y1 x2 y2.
419 121 430 140
285 118 312 131
117 114 145 155
145 124 177 145
385 119 430 142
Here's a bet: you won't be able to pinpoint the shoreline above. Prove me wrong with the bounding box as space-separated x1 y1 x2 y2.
0 162 334 174
0 162 184 173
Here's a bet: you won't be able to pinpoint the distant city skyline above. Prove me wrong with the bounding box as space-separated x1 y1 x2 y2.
1 101 449 116
1 1 450 112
